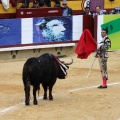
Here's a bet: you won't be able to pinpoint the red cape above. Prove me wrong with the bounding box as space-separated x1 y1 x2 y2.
75 29 97 59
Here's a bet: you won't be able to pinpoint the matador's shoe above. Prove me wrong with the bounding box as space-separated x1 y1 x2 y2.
97 85 107 89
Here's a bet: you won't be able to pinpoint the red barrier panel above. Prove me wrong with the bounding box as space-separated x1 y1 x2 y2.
83 15 94 38
16 7 62 18
0 13 16 19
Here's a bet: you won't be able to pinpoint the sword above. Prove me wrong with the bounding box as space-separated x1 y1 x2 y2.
85 57 96 80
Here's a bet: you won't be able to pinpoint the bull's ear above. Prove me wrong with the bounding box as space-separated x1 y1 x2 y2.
61 61 65 64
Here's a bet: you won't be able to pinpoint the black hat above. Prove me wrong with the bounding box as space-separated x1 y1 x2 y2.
33 0 38 4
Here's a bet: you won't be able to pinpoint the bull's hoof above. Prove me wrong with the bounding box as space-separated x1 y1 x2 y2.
34 101 38 105
43 96 47 100
25 102 30 106
49 96 53 100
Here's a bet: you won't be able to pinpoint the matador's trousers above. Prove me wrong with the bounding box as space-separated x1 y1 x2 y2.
98 56 108 80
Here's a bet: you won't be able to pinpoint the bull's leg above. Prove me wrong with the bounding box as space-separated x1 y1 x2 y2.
49 85 53 100
48 78 56 100
24 79 30 105
33 87 38 105
42 84 47 100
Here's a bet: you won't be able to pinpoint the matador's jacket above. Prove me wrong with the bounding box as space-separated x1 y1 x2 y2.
96 36 111 80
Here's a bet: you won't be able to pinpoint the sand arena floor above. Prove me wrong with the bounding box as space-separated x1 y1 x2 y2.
0 51 120 120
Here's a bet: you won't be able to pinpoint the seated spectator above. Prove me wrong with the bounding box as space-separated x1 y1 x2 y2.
38 0 44 7
38 0 51 7
39 0 60 7
81 7 92 15
93 6 107 15
54 0 60 7
61 0 73 16
109 6 120 14
31 0 39 8
20 0 29 8
44 0 51 7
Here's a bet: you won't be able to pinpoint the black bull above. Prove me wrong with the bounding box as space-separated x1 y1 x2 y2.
22 53 73 105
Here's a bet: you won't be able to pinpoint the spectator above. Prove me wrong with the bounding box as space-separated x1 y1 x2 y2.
81 7 92 15
20 0 29 8
109 6 120 14
43 0 51 7
54 0 60 7
94 6 106 15
38 0 44 7
31 0 39 8
61 0 73 16
39 0 60 7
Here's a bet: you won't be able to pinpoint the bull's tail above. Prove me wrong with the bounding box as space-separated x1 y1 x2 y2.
24 76 30 105
23 64 31 105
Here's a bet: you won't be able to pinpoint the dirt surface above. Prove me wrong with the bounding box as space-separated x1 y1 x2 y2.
0 51 120 120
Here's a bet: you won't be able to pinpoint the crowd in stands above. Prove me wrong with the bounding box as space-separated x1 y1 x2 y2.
20 0 73 16
20 0 60 8
19 0 73 16
81 6 120 16
19 0 120 16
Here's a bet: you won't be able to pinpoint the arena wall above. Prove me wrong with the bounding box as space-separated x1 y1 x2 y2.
1 14 120 61
0 45 76 62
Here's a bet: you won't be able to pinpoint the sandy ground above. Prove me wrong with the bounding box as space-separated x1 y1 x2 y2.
0 51 120 120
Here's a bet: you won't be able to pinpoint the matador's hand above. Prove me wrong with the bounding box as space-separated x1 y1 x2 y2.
95 54 98 58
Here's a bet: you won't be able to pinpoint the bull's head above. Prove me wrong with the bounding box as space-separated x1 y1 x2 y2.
58 58 73 79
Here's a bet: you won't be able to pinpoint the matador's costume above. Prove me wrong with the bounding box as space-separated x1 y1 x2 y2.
96 36 111 88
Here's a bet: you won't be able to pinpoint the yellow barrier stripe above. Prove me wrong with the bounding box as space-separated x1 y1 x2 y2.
0 0 81 14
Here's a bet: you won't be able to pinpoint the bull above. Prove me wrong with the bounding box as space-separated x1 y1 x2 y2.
22 53 73 105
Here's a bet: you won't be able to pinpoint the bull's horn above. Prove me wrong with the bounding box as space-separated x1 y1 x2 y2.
64 58 73 65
